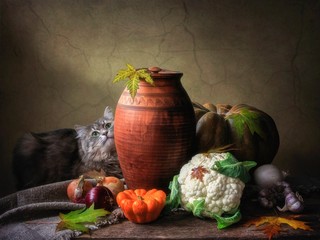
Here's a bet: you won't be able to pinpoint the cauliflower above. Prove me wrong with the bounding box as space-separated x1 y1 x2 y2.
178 152 245 217
165 152 256 229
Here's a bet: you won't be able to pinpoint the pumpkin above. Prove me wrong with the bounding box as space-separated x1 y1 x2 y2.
193 102 280 167
116 188 166 223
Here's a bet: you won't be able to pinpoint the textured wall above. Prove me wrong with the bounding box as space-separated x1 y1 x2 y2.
1 0 320 197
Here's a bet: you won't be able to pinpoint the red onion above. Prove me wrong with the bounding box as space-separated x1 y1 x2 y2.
85 186 115 211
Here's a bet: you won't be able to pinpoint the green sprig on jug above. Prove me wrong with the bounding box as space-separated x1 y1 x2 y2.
113 64 154 99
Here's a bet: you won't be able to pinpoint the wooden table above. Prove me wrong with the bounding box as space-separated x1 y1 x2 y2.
76 195 320 239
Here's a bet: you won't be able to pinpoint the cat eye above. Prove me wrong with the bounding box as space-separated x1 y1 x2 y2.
91 131 100 137
104 122 112 129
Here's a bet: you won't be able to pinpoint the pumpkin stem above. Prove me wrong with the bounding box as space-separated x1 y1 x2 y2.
137 195 144 201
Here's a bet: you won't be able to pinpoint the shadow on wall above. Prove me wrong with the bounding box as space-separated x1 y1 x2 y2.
0 1 118 197
1 0 320 197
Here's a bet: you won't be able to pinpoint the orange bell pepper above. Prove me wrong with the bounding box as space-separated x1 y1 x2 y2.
116 188 166 223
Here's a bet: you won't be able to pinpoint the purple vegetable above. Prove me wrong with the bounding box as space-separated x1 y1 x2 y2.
85 186 115 211
254 164 304 213
277 186 304 213
254 164 284 188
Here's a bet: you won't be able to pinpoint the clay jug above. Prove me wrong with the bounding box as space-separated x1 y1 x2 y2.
114 66 195 191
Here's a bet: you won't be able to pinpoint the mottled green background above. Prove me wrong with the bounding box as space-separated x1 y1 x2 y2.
1 0 319 197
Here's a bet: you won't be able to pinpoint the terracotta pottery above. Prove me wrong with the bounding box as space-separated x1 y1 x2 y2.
114 66 195 191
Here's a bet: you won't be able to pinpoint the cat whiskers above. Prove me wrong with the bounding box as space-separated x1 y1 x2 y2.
84 138 112 162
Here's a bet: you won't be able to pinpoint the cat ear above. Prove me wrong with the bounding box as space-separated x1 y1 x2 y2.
74 125 86 137
74 125 82 130
104 106 114 120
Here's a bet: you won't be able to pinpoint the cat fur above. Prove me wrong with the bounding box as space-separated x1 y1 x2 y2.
12 107 122 190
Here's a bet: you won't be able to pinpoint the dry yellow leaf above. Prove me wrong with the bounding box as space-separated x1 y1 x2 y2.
245 216 312 240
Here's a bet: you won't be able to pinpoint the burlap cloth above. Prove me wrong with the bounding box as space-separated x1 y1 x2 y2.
0 181 85 240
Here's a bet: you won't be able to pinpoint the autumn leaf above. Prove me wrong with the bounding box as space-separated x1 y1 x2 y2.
113 64 154 99
113 63 136 83
56 205 110 233
225 107 266 139
245 216 313 240
191 166 209 181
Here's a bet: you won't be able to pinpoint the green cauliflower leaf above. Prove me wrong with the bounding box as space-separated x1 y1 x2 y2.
212 152 256 183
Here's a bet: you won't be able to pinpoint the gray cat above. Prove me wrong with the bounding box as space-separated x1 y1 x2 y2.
12 107 122 190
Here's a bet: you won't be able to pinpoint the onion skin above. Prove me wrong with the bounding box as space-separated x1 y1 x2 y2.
67 177 93 203
101 176 125 197
85 186 115 211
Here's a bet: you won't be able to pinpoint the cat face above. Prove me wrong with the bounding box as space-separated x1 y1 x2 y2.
75 107 115 162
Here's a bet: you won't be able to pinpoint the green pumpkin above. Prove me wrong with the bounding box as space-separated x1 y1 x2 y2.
193 102 280 167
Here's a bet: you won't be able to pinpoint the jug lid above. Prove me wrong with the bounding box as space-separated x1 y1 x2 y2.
147 66 183 79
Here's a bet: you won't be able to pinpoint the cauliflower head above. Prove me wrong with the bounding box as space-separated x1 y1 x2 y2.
178 152 245 217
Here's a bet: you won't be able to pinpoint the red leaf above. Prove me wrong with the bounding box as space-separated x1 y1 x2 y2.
244 216 312 240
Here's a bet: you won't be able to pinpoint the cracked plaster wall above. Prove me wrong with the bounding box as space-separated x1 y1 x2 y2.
1 0 320 196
